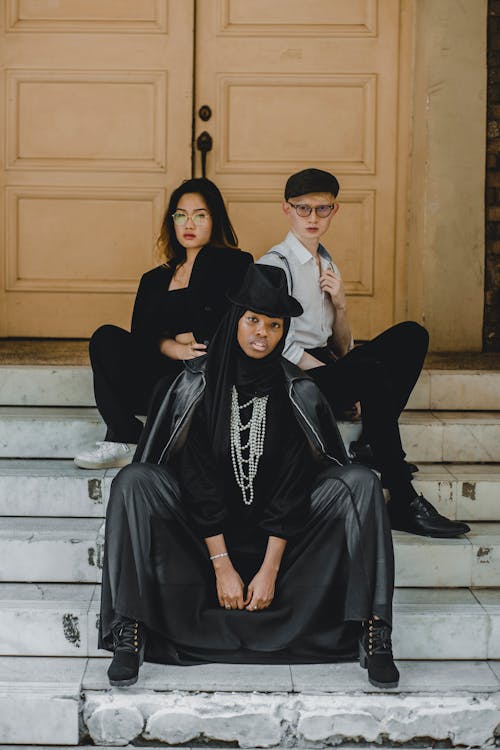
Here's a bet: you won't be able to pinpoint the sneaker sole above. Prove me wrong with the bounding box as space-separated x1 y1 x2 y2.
74 455 133 470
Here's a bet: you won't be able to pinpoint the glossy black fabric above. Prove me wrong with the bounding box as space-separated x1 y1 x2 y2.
179 389 314 540
99 448 394 664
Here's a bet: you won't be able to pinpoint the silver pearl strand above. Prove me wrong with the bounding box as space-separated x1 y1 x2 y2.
230 385 268 506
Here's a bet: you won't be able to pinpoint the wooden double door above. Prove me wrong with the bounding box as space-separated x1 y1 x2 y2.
0 0 408 339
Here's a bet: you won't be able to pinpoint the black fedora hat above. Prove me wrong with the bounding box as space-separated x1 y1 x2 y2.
228 264 303 318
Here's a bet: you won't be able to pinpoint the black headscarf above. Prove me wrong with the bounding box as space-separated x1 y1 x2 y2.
204 304 290 459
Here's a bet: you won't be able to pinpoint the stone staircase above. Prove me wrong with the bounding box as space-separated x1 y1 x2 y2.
0 361 499 747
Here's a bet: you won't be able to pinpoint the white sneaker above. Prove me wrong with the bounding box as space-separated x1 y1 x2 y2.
74 441 137 469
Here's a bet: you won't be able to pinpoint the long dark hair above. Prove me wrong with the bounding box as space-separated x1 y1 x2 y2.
157 178 238 265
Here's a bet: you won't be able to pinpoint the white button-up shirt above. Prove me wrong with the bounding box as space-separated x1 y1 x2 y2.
258 231 341 365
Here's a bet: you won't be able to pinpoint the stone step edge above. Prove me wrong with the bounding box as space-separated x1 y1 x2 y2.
2 409 500 463
0 585 499 662
1 461 499 522
2 364 500 412
80 683 500 748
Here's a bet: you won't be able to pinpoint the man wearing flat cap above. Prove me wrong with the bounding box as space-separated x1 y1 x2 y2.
258 168 469 539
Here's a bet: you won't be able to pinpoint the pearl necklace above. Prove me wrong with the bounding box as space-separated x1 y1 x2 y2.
230 386 268 506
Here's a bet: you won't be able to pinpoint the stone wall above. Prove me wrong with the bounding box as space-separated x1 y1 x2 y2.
486 0 500 351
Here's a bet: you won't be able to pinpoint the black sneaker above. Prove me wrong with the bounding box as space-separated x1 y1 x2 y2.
359 619 399 689
108 618 145 687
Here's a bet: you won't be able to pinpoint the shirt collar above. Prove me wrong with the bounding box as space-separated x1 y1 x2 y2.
284 231 333 267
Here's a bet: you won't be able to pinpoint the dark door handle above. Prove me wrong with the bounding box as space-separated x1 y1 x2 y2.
196 131 213 178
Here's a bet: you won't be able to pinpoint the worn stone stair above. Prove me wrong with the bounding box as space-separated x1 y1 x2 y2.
1 657 499 747
2 406 500 462
1 517 499 587
0 361 499 747
0 584 498 660
2 459 499 520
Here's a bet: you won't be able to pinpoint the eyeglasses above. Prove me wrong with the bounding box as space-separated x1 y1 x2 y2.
287 202 335 218
172 210 210 226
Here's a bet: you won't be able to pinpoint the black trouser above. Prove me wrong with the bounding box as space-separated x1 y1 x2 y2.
89 325 184 444
308 322 429 501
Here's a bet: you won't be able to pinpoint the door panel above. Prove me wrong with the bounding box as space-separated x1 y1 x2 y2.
195 0 405 340
0 1 193 336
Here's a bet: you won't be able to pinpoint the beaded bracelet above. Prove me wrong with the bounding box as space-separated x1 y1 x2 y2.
209 552 229 561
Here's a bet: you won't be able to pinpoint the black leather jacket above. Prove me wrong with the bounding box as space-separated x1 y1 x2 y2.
135 357 349 468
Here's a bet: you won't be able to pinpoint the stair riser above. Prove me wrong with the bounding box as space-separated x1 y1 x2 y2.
0 414 102 459
1 470 498 520
1 603 497 660
3 366 500 411
0 538 102 584
0 694 79 745
0 366 93 407
2 414 500 462
1 532 499 588
0 471 112 518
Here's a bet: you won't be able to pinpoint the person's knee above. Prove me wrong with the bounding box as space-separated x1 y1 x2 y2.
338 464 379 494
109 463 151 498
89 324 127 361
396 321 429 352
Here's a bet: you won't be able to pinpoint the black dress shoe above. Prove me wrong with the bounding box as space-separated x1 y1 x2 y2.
389 494 470 538
108 618 145 687
359 619 399 689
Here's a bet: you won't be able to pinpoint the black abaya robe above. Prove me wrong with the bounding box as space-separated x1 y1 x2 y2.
99 386 394 665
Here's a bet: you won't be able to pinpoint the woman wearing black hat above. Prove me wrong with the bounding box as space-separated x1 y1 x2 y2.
99 264 398 690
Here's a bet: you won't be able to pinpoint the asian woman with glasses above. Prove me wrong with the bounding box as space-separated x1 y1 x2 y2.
74 178 253 470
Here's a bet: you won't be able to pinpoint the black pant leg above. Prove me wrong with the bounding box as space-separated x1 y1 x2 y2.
350 322 429 417
89 325 183 444
309 354 409 492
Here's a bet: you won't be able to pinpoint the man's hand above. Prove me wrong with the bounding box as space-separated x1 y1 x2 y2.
244 566 277 611
320 268 347 311
214 558 246 609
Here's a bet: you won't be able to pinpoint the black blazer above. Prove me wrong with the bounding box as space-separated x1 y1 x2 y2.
131 245 253 349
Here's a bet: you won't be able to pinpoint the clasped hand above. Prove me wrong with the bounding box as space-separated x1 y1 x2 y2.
215 561 276 611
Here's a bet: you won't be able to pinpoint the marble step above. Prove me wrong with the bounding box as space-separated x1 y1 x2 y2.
0 584 498 660
0 657 85 744
81 659 500 748
2 364 500 411
1 407 500 462
0 519 499 588
0 460 115 518
0 657 499 748
1 460 498 521
0 518 104 584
